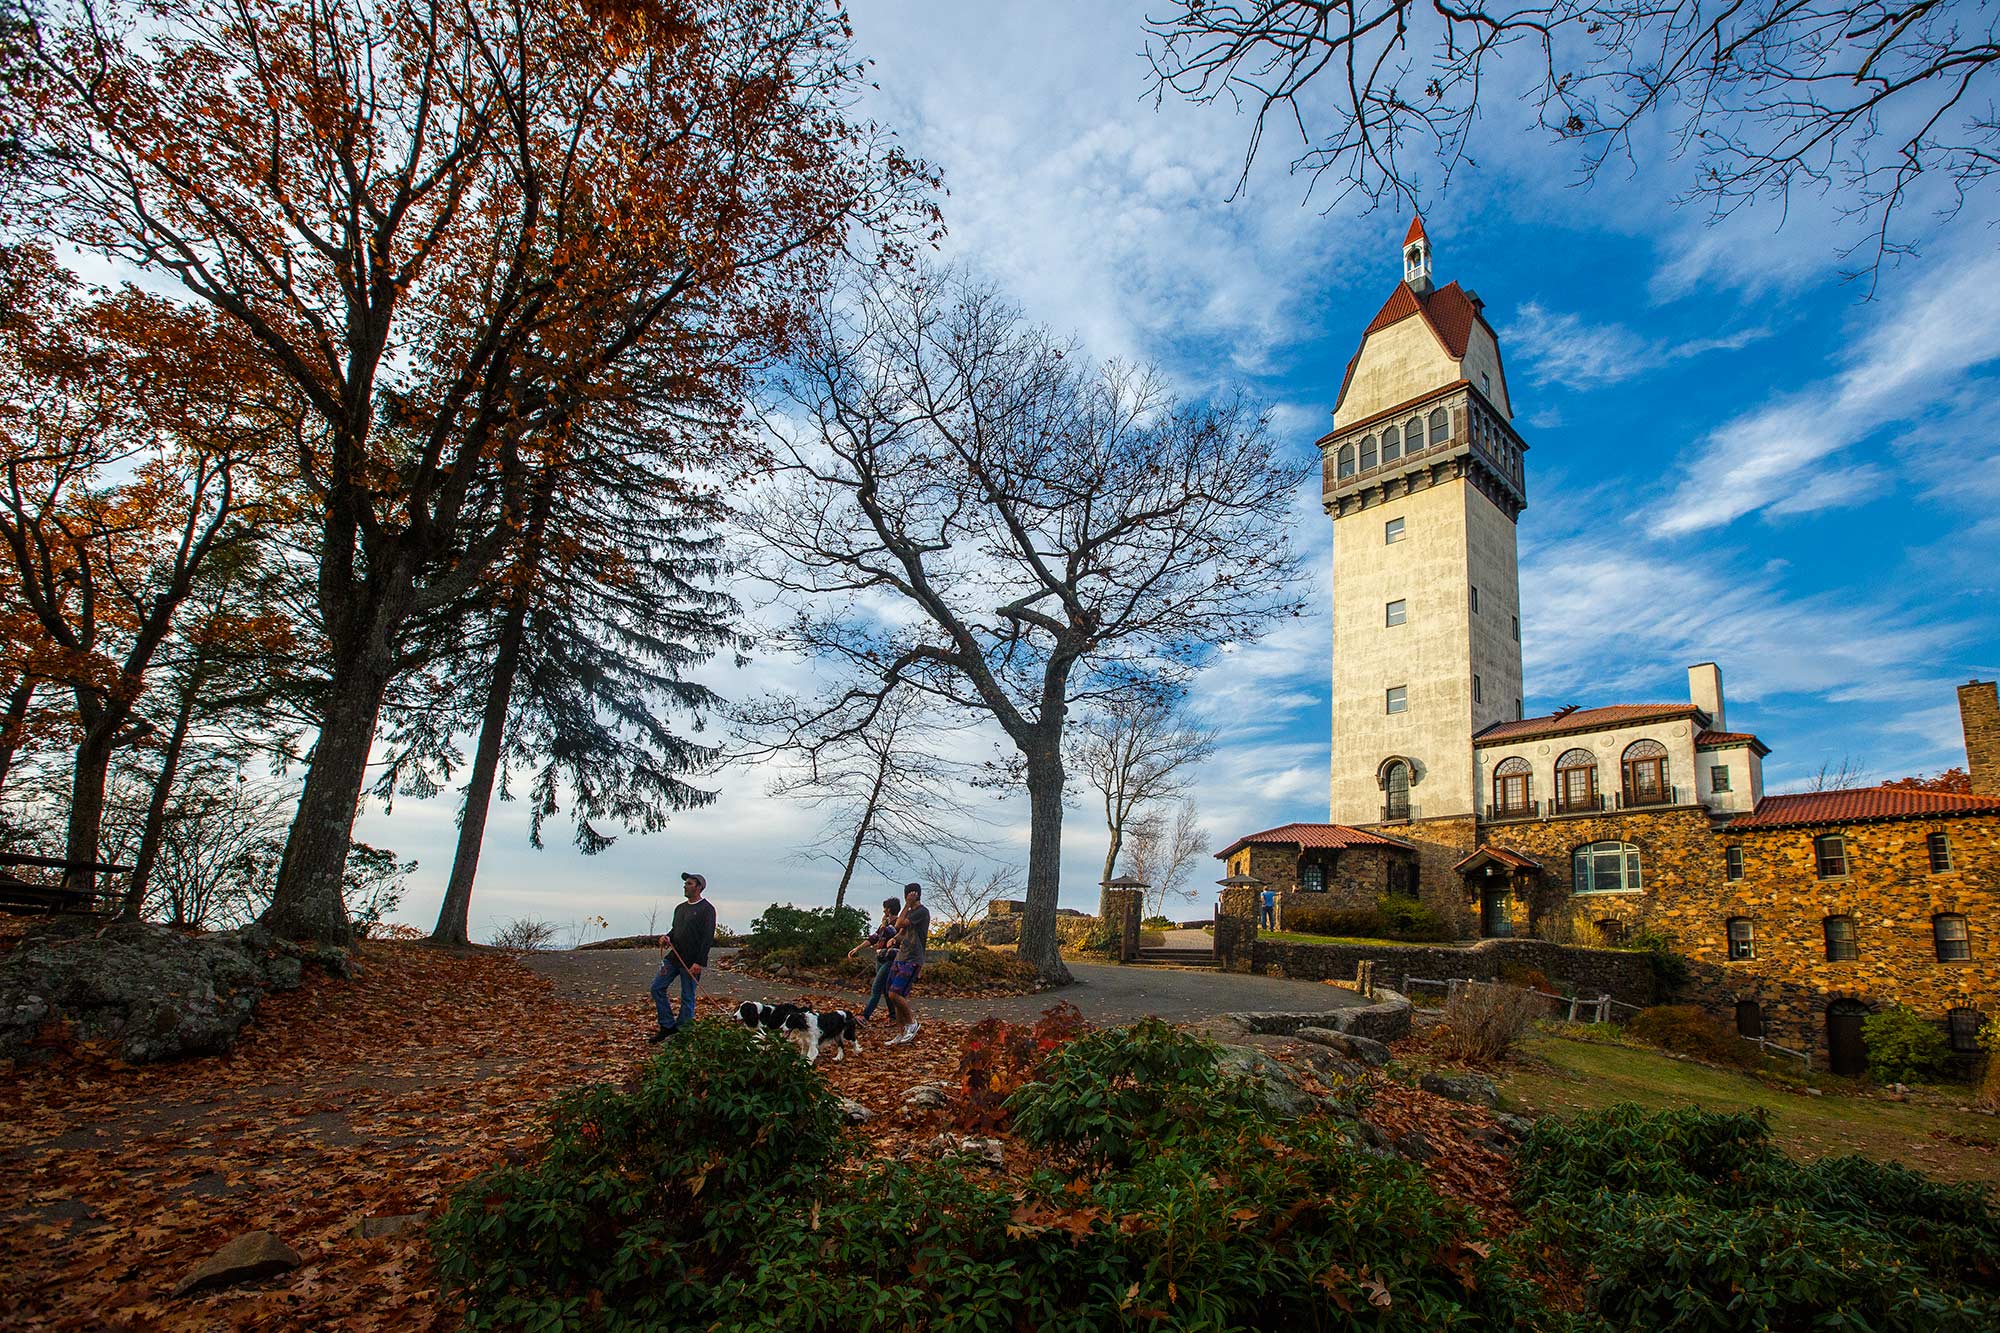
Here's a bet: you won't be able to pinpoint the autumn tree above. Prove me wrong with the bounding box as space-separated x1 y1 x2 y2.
1144 0 2000 270
750 267 1308 982
742 689 986 912
1070 691 1215 913
1884 766 1973 793
16 0 934 942
0 257 284 892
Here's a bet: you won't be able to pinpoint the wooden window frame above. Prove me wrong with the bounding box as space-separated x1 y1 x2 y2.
1725 845 1744 881
1710 764 1731 792
1928 831 1953 873
1814 833 1848 880
1823 915 1858 962
1726 917 1754 960
1934 913 1971 963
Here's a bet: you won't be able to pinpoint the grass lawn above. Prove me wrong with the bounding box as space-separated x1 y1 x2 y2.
1260 930 1468 948
1502 1031 2000 1187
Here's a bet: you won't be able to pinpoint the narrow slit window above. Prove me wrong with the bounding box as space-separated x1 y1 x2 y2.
1725 846 1743 881
1928 832 1953 873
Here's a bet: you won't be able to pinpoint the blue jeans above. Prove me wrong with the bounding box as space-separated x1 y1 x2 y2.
1260 903 1275 929
862 961 892 1019
651 957 697 1030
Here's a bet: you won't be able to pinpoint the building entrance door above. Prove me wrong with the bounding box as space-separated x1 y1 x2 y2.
1826 1001 1869 1078
1480 888 1512 938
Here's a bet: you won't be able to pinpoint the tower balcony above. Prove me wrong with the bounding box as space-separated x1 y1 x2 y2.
1319 383 1526 520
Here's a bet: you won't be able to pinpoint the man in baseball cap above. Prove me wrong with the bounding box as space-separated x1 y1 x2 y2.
649 872 716 1042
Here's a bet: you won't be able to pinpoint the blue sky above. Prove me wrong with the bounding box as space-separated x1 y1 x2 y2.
360 0 2000 940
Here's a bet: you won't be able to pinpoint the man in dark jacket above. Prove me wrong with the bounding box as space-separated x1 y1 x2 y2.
649 872 717 1042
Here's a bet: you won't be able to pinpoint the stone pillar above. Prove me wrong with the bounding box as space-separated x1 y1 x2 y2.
1102 888 1142 962
1215 885 1261 974
1960 680 2000 796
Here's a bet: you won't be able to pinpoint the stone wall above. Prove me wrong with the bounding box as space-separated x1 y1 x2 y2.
1476 806 1720 936
1962 681 2000 796
1225 844 1301 893
1214 887 1261 974
1357 814 1477 933
1663 812 2000 1059
1245 935 1656 1008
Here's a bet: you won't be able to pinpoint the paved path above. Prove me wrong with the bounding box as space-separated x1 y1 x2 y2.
520 948 1364 1026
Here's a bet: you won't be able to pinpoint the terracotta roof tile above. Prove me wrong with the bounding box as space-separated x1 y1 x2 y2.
1404 214 1427 245
1474 704 1700 746
1694 729 1769 755
1215 822 1414 860
1452 845 1541 874
1729 786 2000 831
1333 280 1483 411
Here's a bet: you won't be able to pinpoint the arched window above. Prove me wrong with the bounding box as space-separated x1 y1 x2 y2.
1621 739 1669 807
1405 416 1424 452
1428 407 1449 445
1381 424 1400 463
1359 434 1378 471
1934 913 1971 962
1573 841 1642 894
1337 443 1355 478
1726 917 1754 960
1554 747 1598 813
1383 759 1411 820
1948 1007 1984 1053
1492 756 1532 816
1823 915 1858 962
1735 999 1763 1038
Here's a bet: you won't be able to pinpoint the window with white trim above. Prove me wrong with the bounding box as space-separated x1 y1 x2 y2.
1572 842 1642 894
1726 917 1755 961
1384 516 1405 544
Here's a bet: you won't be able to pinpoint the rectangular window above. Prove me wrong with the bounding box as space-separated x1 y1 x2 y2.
1511 614 1520 642
1385 599 1407 627
1386 685 1407 714
1823 916 1858 962
1515 698 1524 720
1929 831 1953 873
1725 846 1743 881
1815 833 1848 879
1299 863 1325 893
1469 585 1480 613
1385 516 1405 544
1727 918 1754 961
1935 915 1971 962
1473 674 1483 703
1710 765 1731 792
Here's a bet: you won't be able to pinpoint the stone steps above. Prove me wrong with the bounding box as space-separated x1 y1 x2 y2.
1131 948 1219 970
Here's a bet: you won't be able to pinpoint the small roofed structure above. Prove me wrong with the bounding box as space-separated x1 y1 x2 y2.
1215 822 1421 917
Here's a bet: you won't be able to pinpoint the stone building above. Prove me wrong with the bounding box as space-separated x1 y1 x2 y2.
1220 220 2000 1069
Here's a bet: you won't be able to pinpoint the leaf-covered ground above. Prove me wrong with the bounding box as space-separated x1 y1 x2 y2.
0 941 1521 1329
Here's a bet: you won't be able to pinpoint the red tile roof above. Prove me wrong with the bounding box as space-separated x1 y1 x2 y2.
1215 823 1414 860
1404 214 1427 245
1695 729 1769 755
1332 280 1487 412
1728 786 2000 831
1452 845 1541 874
1474 704 1701 746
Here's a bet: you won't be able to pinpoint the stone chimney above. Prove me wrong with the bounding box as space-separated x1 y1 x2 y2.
1689 662 1725 732
1960 680 2000 796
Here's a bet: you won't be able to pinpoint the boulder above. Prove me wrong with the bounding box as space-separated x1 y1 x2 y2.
1292 1028 1392 1067
902 1083 953 1111
837 1097 874 1124
926 1133 1005 1168
1216 1045 1315 1119
1418 1072 1500 1108
1289 1046 1370 1090
1 920 345 1066
172 1230 300 1297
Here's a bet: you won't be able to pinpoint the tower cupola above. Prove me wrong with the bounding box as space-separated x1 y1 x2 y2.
1402 215 1433 295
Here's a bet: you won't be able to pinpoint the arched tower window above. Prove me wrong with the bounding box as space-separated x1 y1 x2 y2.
1428 407 1449 446
1554 748 1598 813
1404 416 1424 452
1359 434 1378 471
1382 759 1412 820
1572 841 1642 894
1492 756 1532 816
1381 424 1400 463
1621 738 1669 807
1337 443 1355 479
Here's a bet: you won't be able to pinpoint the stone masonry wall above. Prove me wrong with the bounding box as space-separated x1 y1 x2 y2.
1358 815 1478 935
1664 812 2000 1059
1962 681 2000 797
1226 845 1300 894
1245 936 1656 1008
1475 806 1721 937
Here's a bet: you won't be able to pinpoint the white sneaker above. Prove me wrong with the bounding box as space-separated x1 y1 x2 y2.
888 1022 919 1046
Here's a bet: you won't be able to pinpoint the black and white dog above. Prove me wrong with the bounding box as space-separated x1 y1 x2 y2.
734 1000 802 1038
784 1006 861 1065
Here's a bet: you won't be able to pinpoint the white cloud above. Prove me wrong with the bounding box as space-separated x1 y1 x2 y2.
1505 301 1769 389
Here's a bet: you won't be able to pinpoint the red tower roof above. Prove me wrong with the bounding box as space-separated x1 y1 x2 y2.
1403 214 1427 244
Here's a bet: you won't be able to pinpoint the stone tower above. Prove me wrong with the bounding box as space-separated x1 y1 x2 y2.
1320 218 1527 827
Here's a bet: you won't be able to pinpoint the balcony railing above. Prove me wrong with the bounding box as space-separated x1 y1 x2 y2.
1485 800 1537 822
1478 788 1687 824
1553 792 1605 815
1621 786 1676 809
1382 798 1411 822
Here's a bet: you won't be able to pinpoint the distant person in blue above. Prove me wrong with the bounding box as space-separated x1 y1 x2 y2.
1260 887 1276 930
846 896 904 1022
649 872 716 1043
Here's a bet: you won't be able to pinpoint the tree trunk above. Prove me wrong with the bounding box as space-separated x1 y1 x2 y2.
1017 746 1073 984
261 652 391 945
1097 828 1122 921
431 597 531 946
832 744 892 912
123 661 203 918
0 675 33 798
61 711 121 897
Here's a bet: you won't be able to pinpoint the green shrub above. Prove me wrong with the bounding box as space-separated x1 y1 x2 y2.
1374 893 1451 941
1140 914 1174 929
1620 925 1688 995
1518 1104 2000 1329
1282 895 1450 942
432 1020 841 1329
1864 1005 1953 1084
743 902 867 966
1625 1004 1760 1068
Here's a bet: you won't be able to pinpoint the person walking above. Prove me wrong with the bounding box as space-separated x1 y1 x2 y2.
649 872 717 1043
847 896 903 1023
884 882 930 1047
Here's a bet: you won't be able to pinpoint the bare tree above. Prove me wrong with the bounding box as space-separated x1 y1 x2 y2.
1144 1 2000 276
749 266 1308 982
1124 798 1208 920
1805 754 1870 791
1071 693 1215 909
918 855 1021 927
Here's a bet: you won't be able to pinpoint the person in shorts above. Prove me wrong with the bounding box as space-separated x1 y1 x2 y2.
847 896 903 1022
884 881 930 1046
